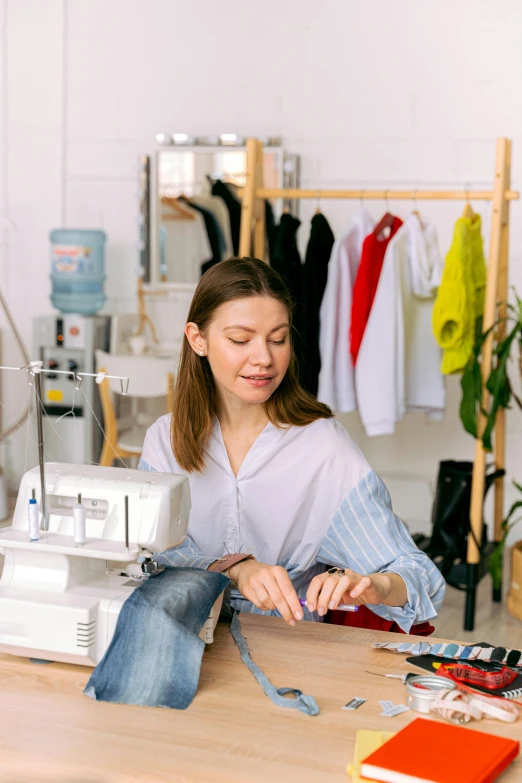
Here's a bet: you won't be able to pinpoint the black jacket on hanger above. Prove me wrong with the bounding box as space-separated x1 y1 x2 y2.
300 213 335 396
211 180 241 255
271 213 304 374
265 200 277 264
271 213 302 305
179 198 222 276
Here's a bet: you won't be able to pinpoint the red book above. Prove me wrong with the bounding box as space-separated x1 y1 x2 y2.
360 717 519 783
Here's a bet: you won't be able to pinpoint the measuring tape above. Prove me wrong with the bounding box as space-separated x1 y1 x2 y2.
406 675 519 724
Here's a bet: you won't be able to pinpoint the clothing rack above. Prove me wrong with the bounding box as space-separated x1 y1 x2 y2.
238 136 519 632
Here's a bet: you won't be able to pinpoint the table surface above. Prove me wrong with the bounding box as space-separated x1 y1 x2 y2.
0 615 520 783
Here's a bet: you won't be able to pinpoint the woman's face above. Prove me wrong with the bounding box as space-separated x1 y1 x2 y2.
187 296 291 406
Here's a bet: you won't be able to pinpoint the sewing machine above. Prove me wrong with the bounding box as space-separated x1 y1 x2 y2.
0 463 222 666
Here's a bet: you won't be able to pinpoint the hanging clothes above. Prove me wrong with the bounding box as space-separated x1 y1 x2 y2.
271 213 303 368
211 180 242 255
432 214 486 374
317 208 375 412
179 198 222 276
355 215 445 436
350 216 403 365
271 212 302 305
265 200 277 264
300 213 335 396
159 203 212 283
191 194 234 259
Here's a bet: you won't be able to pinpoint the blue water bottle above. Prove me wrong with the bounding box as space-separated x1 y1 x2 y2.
50 229 107 315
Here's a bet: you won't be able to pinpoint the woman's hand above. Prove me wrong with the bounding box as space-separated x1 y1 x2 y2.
227 560 303 626
306 569 407 616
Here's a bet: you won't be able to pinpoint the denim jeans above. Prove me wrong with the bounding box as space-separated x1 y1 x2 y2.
85 567 319 716
84 567 229 709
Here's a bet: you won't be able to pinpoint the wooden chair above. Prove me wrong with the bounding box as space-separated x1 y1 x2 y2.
95 350 175 467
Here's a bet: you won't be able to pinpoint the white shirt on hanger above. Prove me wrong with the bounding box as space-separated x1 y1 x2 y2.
355 214 445 436
161 205 212 282
317 208 374 412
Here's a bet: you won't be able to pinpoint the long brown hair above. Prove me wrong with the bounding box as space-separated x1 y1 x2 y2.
171 257 333 472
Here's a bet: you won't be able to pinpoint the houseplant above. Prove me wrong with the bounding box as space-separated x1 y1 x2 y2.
459 291 522 593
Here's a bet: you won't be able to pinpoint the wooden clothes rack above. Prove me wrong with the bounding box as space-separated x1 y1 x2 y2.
238 136 519 632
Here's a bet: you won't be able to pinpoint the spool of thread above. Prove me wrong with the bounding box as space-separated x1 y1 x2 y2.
27 489 40 541
28 488 40 542
73 492 86 546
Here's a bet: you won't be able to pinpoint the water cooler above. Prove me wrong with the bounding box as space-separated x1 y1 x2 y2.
33 314 111 465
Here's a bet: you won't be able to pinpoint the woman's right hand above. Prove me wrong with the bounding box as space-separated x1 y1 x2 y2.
227 560 303 626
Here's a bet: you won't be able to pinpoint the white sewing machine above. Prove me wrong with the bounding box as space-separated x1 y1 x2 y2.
0 463 222 666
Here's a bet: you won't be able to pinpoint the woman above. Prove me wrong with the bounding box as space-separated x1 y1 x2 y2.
139 257 445 630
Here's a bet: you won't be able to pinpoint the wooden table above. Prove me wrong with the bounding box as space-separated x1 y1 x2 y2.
0 616 520 782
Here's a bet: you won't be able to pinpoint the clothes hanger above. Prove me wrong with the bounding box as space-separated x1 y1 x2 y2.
315 190 322 215
411 190 425 229
373 190 395 237
161 195 196 221
462 185 477 219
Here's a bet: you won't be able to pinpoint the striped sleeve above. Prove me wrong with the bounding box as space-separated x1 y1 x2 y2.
316 470 445 632
137 457 215 571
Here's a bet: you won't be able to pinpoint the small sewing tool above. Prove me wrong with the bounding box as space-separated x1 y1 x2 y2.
379 699 409 717
342 697 366 710
365 670 409 683
300 599 359 613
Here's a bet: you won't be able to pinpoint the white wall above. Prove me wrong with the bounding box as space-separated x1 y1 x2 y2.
1 0 522 537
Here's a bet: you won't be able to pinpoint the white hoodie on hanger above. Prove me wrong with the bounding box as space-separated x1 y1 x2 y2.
355 214 445 436
318 208 374 412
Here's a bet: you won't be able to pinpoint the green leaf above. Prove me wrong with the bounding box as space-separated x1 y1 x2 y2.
459 321 497 441
504 499 522 526
489 541 505 590
460 364 480 438
481 323 521 450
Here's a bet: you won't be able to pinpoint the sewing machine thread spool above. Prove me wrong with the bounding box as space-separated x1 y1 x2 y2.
73 492 86 546
125 495 129 553
28 488 40 542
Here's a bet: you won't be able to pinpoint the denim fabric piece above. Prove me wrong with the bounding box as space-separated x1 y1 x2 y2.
229 611 320 717
84 567 229 709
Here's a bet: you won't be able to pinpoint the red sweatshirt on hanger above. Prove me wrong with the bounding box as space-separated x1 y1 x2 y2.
350 216 403 365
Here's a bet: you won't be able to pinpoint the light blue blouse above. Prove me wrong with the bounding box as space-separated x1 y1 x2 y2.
139 415 445 631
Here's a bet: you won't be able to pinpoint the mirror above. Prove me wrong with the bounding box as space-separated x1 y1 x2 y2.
141 142 299 284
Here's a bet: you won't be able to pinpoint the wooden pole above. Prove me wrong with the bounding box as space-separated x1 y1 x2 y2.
253 187 519 201
467 138 511 564
493 139 512 542
253 140 266 261
239 138 258 257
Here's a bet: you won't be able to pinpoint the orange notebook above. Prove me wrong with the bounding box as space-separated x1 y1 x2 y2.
360 717 519 783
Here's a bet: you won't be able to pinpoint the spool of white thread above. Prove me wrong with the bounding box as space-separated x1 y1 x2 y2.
28 489 40 542
73 492 86 546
